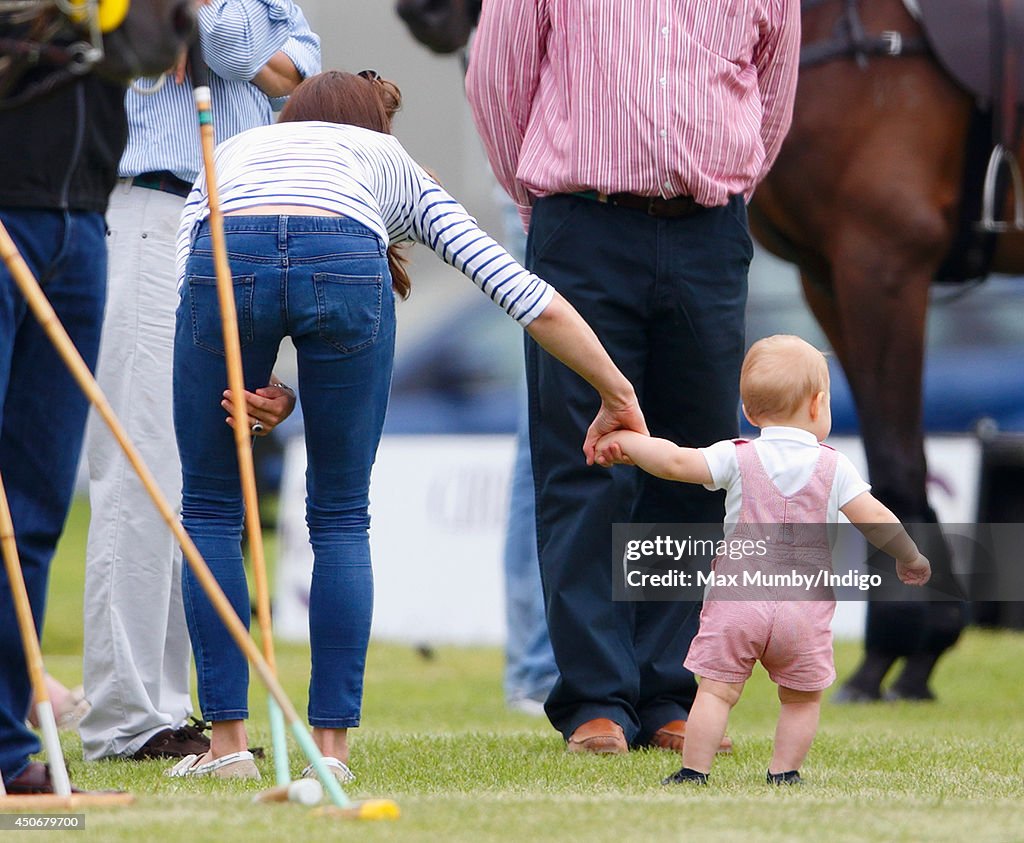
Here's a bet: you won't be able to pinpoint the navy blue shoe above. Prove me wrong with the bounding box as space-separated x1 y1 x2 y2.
662 767 708 785
767 769 802 785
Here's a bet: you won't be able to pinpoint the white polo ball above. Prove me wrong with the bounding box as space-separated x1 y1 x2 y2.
288 778 324 805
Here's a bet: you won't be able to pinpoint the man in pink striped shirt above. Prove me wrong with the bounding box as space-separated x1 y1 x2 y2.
467 0 800 754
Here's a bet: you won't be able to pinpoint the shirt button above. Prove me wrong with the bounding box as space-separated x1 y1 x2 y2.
659 129 667 138
660 77 667 86
661 26 669 36
663 179 672 190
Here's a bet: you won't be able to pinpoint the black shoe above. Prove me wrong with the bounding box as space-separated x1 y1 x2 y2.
662 767 708 786
883 684 936 702
767 769 802 785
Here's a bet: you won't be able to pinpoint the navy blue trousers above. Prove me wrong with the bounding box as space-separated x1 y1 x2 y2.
0 209 106 781
525 193 751 744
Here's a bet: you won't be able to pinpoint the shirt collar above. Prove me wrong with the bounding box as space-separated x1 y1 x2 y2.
757 426 820 446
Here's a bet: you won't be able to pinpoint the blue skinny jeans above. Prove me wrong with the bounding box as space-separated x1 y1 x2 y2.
173 215 394 728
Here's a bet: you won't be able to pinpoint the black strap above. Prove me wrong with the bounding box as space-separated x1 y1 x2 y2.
935 107 1000 284
799 0 929 69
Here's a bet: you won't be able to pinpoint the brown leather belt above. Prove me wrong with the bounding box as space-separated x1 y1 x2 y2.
131 170 193 198
574 190 704 218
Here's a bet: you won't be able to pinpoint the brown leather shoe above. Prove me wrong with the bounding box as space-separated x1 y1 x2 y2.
4 762 84 795
650 720 733 754
566 718 627 754
131 719 265 761
132 720 211 760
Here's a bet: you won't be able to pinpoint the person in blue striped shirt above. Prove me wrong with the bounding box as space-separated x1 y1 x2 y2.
166 71 647 780
80 0 320 765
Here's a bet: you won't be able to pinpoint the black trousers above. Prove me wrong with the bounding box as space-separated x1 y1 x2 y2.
525 193 751 744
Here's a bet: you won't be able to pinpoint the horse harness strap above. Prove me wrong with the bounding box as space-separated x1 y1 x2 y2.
799 0 928 69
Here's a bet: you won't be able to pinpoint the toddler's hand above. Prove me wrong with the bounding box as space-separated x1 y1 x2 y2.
896 553 931 586
594 433 633 467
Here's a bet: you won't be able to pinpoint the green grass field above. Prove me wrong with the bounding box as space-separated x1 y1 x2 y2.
13 499 1024 841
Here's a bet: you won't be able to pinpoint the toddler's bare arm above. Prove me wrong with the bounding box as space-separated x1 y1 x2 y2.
840 492 931 585
594 431 712 485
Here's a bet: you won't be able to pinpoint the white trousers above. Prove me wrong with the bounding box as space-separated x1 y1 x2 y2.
79 182 193 759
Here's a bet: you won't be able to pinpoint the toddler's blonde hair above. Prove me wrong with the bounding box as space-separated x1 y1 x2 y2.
740 335 829 422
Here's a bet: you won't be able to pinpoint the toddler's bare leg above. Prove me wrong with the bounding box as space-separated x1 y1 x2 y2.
681 678 744 774
769 686 823 773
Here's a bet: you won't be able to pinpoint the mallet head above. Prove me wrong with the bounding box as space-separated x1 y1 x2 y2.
313 798 401 821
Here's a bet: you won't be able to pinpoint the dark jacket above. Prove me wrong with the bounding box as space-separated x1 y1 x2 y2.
0 73 127 214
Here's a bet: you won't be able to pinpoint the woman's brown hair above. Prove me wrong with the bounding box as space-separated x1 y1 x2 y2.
280 71 411 299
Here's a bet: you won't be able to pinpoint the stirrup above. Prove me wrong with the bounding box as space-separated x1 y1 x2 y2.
978 144 1024 232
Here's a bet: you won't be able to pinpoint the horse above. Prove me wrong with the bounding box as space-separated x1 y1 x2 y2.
751 0 1023 524
395 0 479 56
0 0 195 106
746 0 1024 698
395 0 1016 699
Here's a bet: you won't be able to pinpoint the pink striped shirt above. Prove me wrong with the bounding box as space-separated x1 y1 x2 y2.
466 0 800 227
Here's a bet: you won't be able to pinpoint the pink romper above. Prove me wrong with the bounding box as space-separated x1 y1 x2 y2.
684 440 839 692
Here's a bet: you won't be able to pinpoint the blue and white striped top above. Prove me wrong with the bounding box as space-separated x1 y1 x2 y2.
176 121 555 325
119 0 320 182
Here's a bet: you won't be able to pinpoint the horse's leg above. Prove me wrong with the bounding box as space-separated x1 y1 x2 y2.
825 239 965 700
800 272 902 697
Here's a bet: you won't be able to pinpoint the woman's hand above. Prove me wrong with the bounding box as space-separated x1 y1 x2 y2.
583 396 648 465
521 291 647 464
222 383 296 437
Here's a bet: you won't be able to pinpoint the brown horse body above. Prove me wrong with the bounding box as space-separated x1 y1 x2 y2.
749 0 1024 696
750 0 1023 524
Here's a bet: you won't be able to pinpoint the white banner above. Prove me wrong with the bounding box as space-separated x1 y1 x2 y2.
273 434 980 645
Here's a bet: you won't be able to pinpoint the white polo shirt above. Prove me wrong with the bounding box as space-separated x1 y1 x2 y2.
700 426 871 537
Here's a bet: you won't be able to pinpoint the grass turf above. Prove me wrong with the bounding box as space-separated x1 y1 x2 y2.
11 499 1024 841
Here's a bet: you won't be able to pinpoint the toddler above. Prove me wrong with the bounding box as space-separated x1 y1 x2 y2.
594 335 931 786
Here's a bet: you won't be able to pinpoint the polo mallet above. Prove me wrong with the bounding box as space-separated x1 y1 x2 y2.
188 44 289 793
0 220 396 821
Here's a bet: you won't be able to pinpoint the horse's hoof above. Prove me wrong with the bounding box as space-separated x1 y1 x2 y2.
830 684 881 704
882 685 937 702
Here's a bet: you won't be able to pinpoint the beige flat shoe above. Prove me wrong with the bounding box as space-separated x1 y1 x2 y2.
52 685 91 732
166 750 261 780
301 756 354 783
